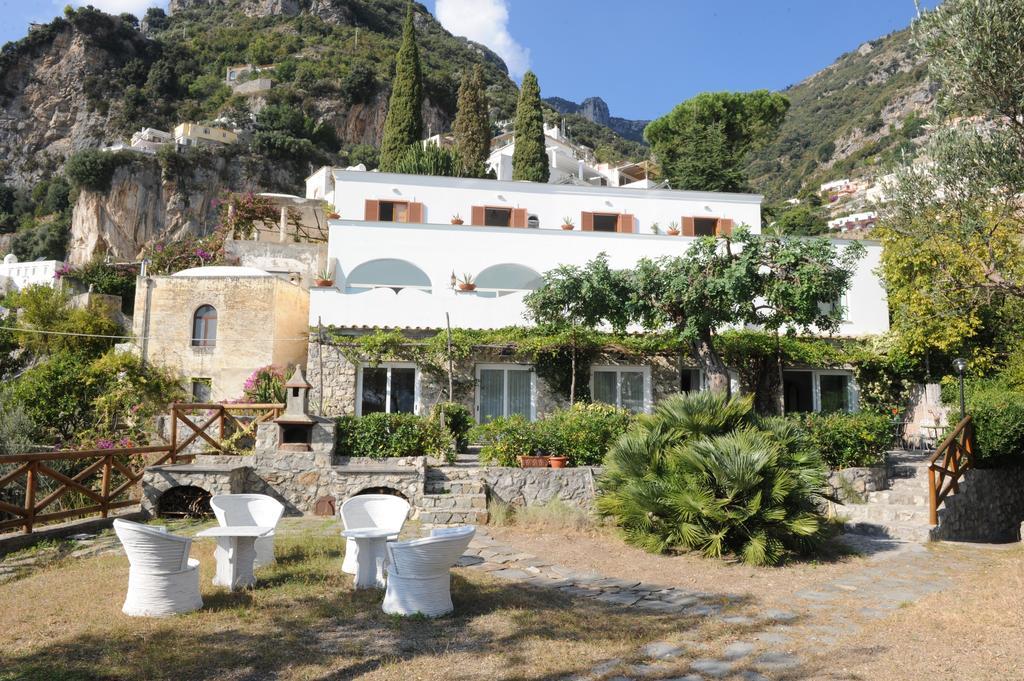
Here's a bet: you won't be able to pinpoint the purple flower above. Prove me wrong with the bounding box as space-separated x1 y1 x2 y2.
96 439 114 450
195 248 212 261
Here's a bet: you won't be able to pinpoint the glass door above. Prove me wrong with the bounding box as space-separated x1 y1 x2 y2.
478 366 533 423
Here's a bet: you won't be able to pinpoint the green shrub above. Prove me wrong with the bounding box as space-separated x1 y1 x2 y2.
797 411 891 469
64 150 133 192
431 402 474 451
958 385 1024 466
335 413 453 461
597 392 828 566
471 415 538 466
535 402 634 466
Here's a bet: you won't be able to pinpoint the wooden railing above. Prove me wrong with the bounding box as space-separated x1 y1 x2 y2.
928 415 975 525
0 445 178 534
170 403 283 458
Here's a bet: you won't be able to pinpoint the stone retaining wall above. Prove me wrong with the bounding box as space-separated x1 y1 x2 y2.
826 466 887 504
933 466 1024 542
481 467 601 510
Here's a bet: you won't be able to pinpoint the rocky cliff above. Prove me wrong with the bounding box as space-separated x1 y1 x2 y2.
544 95 650 143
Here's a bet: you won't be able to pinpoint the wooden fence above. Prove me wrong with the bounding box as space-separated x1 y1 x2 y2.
928 415 975 525
170 403 283 458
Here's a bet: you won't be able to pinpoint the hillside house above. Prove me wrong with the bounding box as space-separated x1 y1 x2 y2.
303 168 888 421
174 123 239 147
0 254 63 294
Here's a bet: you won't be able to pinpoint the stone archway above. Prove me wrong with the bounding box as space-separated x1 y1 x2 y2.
156 485 213 518
353 486 408 500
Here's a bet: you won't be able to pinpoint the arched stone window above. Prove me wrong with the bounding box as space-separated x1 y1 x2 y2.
474 263 543 298
192 305 218 347
346 258 432 294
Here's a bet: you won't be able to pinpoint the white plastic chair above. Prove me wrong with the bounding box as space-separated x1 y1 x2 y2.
113 518 203 617
339 494 410 574
209 494 285 568
382 525 476 618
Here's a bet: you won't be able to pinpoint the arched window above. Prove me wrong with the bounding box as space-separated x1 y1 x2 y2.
474 264 543 298
346 258 432 294
192 305 218 347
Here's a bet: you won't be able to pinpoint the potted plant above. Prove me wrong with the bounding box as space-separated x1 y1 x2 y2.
451 213 464 225
650 221 660 235
518 453 549 468
314 267 334 287
667 220 680 236
323 202 340 220
561 216 575 231
457 273 476 291
547 454 568 469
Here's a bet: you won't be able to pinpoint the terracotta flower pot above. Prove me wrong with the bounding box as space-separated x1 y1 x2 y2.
457 282 477 291
326 212 340 220
561 224 575 231
518 455 549 468
314 278 334 287
667 229 681 236
451 218 464 225
547 455 568 469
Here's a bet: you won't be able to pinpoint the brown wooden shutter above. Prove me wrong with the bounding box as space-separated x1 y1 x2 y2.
717 218 734 237
617 213 635 234
511 208 528 228
581 211 594 232
681 216 695 236
364 199 380 221
471 205 485 226
407 201 424 224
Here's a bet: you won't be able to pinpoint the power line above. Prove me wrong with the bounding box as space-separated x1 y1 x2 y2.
0 325 310 343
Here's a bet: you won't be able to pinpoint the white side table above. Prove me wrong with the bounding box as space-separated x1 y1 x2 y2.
341 528 392 589
196 526 273 591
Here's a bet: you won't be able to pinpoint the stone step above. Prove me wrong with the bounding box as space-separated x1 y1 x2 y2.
419 493 487 511
424 480 484 495
889 462 931 479
838 502 932 525
843 520 934 543
867 489 929 506
417 509 489 526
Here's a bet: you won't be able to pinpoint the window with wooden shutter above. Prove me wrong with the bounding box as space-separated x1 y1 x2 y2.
364 199 380 221
617 213 635 234
511 208 528 228
471 206 485 226
580 212 594 232
717 218 734 236
681 216 696 236
694 218 718 236
407 202 424 224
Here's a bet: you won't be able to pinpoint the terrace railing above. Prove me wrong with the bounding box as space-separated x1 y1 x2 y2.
0 445 178 534
170 403 284 458
928 415 975 525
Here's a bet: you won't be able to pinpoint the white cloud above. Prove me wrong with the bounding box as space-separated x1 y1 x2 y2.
434 0 530 79
64 0 168 17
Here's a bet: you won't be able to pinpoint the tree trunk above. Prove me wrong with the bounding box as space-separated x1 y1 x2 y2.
569 344 577 405
775 330 786 415
691 330 730 395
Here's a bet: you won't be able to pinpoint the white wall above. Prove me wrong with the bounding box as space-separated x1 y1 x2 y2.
309 221 889 336
0 259 62 293
316 169 763 233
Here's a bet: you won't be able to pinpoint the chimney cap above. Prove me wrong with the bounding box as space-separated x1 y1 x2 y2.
284 366 312 389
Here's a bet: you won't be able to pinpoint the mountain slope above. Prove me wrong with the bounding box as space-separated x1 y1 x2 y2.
544 95 649 143
746 28 934 202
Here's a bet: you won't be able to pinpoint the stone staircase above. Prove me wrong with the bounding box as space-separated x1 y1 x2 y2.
840 451 936 542
418 448 488 526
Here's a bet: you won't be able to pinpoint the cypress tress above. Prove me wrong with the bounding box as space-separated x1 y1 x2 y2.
511 71 549 182
379 3 423 171
452 64 491 176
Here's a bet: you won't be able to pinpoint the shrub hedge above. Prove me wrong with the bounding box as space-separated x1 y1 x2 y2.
796 411 892 469
335 413 453 461
471 414 536 466
958 384 1024 467
431 401 474 451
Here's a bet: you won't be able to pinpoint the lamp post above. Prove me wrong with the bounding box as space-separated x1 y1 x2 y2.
953 357 967 419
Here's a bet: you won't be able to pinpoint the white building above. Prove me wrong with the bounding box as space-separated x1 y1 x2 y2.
130 128 173 154
820 178 853 194
0 254 63 294
828 211 878 232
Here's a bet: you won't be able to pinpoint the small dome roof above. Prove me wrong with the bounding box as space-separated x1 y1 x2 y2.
172 266 272 278
3 254 17 265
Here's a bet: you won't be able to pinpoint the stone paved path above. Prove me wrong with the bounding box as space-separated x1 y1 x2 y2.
461 530 1007 680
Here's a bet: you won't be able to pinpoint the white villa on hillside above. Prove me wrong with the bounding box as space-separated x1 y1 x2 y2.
0 254 63 294
299 168 888 419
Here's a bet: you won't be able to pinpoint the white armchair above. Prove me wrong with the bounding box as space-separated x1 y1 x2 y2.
113 519 203 617
382 525 476 618
209 494 285 568
339 494 410 574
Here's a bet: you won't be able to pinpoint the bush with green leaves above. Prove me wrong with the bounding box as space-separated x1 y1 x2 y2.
336 413 453 461
431 402 474 452
796 411 891 469
535 402 635 466
471 415 539 466
597 391 828 566
942 377 1024 467
241 365 290 403
64 149 134 192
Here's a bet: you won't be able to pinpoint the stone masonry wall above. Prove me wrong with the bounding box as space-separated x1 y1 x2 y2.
933 466 1024 542
482 467 601 511
827 466 887 504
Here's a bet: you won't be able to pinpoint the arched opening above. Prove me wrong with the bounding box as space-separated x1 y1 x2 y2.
346 259 431 294
353 486 408 501
157 485 213 518
191 305 218 347
474 263 543 298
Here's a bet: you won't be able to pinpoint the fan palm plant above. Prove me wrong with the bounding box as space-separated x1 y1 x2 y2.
597 392 828 566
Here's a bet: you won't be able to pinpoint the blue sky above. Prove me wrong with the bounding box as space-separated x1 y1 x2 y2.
2 0 941 120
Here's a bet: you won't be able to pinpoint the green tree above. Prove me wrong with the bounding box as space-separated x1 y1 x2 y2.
8 284 120 359
511 71 549 182
391 143 470 177
769 203 828 236
379 3 423 172
525 254 632 403
644 91 789 192
452 64 491 176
